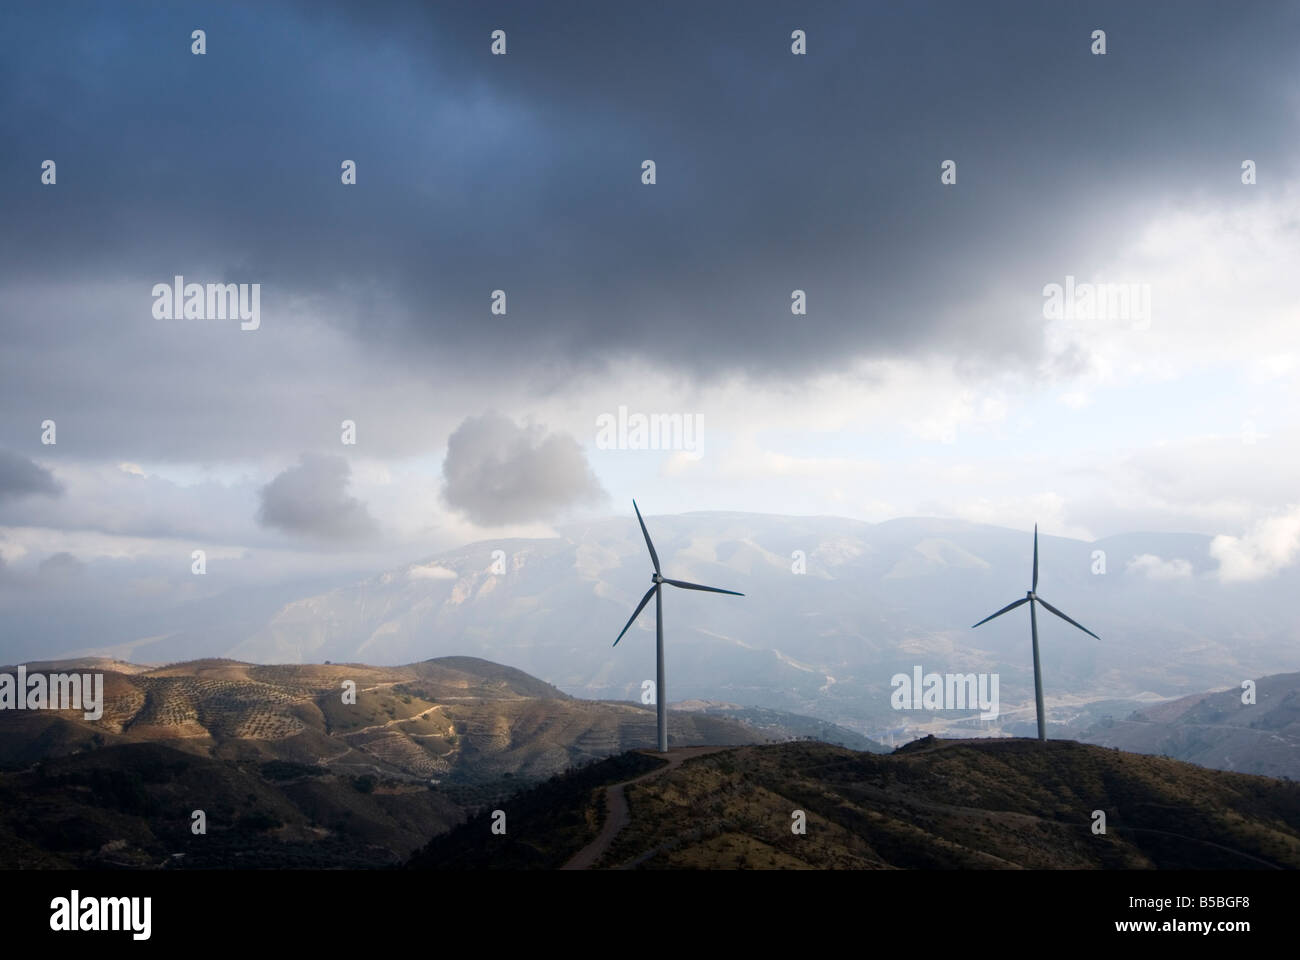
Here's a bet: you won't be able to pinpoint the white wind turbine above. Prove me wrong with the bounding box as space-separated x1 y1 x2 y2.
972 524 1100 741
614 501 743 753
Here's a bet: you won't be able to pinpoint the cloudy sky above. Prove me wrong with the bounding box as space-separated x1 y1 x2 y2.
2 0 1299 655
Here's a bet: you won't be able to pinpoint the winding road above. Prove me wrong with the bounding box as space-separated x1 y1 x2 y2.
561 745 735 870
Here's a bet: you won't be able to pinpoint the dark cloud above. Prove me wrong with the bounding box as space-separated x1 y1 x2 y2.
2 0 1296 444
0 0 1294 664
0 450 62 501
257 453 377 540
441 414 606 525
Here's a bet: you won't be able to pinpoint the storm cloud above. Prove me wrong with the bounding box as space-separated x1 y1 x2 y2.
2 1 1300 663
4 0 1299 464
441 414 606 525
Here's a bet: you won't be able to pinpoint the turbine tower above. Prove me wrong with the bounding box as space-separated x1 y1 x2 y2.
614 501 743 753
971 524 1100 741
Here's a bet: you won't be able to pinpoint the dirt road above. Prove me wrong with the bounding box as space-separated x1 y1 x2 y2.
561 745 734 870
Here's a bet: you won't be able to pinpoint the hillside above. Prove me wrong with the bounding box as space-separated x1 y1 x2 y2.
406 751 668 870
0 656 878 867
409 738 1300 869
0 656 766 785
0 739 466 868
1081 671 1300 779
672 700 886 752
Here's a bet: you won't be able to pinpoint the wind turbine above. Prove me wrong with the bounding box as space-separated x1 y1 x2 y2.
971 524 1100 741
614 500 743 753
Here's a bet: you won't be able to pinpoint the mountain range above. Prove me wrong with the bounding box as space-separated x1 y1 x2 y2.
0 655 877 867
54 514 1296 741
4 654 1297 869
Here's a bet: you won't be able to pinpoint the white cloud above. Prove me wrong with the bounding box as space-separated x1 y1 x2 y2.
1126 553 1193 581
1210 506 1300 582
1042 187 1300 389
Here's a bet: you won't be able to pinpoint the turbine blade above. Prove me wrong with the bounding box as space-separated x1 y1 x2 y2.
1036 596 1101 640
1032 524 1039 592
632 500 661 574
613 586 658 646
663 578 744 597
971 596 1028 628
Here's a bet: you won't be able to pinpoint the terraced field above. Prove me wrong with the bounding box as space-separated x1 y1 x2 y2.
0 656 829 868
0 656 780 786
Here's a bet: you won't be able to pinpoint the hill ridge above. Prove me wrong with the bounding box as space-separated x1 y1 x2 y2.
410 738 1300 870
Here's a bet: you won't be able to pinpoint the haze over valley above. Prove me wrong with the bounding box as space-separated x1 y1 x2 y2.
13 513 1293 748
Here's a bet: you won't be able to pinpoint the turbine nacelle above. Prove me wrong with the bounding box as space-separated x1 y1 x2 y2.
651 573 664 584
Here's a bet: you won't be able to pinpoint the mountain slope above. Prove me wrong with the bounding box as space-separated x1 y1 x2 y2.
1081 671 1300 779
0 739 466 868
409 738 1300 870
0 656 888 866
0 656 785 785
